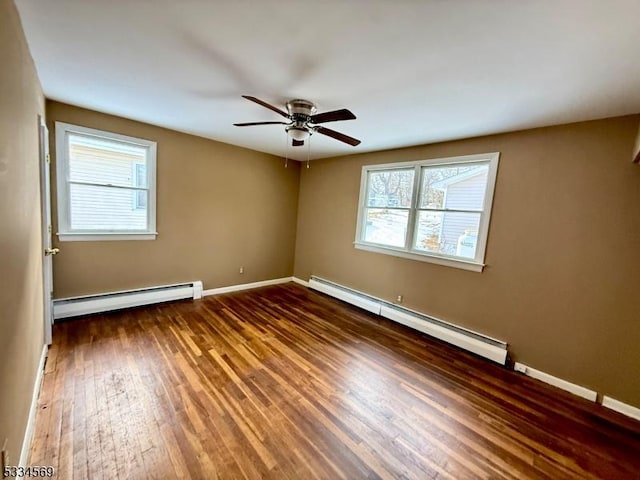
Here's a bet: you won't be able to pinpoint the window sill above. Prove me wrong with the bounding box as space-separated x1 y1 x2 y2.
354 242 485 272
57 232 158 242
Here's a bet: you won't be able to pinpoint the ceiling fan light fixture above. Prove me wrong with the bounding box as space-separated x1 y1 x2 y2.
286 126 310 141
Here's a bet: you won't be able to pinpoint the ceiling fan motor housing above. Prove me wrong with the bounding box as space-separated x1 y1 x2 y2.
287 99 316 119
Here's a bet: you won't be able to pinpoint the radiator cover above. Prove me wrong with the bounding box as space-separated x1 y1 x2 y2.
53 281 203 320
308 276 508 365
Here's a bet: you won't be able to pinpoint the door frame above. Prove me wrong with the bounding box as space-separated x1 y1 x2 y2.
39 115 53 345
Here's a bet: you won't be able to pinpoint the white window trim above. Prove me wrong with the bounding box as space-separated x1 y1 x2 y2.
55 122 157 241
354 152 500 272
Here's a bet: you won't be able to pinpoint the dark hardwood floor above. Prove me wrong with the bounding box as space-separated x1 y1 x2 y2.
30 283 640 479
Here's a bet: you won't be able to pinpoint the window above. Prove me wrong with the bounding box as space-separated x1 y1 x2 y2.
355 153 499 271
55 122 157 241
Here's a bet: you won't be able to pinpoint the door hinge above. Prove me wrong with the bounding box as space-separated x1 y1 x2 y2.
48 225 52 233
46 154 50 164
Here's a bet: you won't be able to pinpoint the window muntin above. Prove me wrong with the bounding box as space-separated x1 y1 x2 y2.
55 122 157 241
355 153 499 271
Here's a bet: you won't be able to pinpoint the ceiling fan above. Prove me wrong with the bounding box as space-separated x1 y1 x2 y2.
234 96 361 147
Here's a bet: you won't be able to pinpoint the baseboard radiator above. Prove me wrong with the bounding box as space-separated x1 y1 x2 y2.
53 281 203 320
308 276 508 365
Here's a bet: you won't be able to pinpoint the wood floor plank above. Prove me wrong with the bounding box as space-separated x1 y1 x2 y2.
29 283 640 479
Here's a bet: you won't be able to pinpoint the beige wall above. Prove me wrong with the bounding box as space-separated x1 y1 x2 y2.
47 101 300 298
0 0 46 464
294 115 640 407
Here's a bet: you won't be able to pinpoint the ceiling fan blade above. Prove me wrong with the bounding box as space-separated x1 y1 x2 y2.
310 108 356 124
316 126 361 146
234 121 289 127
292 139 304 147
242 95 289 118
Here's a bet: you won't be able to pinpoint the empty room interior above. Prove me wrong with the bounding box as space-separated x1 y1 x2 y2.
2 0 640 478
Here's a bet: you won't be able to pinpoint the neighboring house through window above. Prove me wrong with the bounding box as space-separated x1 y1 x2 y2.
55 122 157 241
355 152 499 271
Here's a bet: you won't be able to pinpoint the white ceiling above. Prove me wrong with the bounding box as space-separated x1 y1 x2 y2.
16 0 640 161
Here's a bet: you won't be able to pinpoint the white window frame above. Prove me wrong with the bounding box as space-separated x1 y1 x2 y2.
55 122 157 241
354 152 500 272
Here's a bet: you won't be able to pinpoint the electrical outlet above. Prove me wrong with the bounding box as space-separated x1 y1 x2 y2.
396 295 403 303
239 266 244 274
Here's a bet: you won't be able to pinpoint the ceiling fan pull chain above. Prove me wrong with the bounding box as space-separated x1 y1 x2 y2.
284 131 288 168
307 134 311 169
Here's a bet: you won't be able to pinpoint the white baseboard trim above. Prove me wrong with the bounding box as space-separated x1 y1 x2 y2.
203 277 292 296
602 396 640 421
291 277 309 287
513 362 597 402
19 344 48 467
